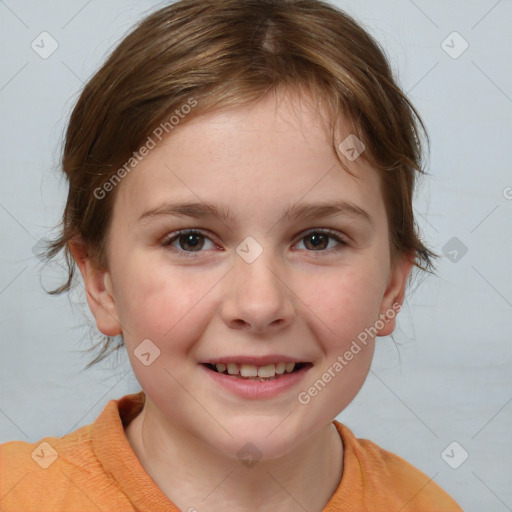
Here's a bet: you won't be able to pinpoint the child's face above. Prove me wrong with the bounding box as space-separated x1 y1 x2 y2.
82 89 411 459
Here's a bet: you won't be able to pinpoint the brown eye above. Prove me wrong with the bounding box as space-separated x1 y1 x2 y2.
303 233 329 250
163 230 215 253
296 230 347 252
177 233 204 251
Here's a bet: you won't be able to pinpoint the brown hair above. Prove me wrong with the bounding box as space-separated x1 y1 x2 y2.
42 0 438 367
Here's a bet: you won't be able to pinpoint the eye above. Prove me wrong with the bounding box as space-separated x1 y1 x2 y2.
162 230 217 255
162 228 348 257
294 229 348 252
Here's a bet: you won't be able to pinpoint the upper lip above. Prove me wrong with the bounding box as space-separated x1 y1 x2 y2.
201 355 310 366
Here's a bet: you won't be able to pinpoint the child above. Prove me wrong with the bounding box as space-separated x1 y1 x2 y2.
0 0 462 510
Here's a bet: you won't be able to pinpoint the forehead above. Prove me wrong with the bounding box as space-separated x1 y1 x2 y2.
113 89 385 227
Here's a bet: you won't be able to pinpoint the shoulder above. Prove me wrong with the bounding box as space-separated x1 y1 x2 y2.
0 394 141 512
1 421 94 476
333 421 463 511
1 425 108 511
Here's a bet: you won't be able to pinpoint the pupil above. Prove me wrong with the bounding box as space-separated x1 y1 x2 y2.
307 233 327 250
181 234 203 251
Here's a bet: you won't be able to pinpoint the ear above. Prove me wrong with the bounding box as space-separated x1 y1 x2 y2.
376 254 414 336
68 236 122 337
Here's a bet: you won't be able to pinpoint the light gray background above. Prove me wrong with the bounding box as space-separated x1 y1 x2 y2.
1 1 511 510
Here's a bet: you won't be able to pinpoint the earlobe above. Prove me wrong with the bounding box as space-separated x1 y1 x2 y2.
68 237 122 337
376 254 414 337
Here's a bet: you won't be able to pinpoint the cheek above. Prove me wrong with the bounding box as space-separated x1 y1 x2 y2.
297 263 386 351
294 267 381 419
113 255 222 349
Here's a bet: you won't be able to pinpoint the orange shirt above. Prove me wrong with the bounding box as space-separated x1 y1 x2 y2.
0 391 462 511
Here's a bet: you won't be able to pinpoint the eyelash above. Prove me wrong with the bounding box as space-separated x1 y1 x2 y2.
161 228 348 258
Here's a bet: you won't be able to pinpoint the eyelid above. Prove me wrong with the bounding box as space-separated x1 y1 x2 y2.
297 228 348 244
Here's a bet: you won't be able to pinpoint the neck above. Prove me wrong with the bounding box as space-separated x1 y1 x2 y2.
125 400 343 512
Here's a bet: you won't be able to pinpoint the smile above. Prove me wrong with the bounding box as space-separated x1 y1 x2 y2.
204 362 310 380
200 359 313 399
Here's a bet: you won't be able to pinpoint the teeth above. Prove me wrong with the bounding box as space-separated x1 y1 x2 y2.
285 362 295 373
227 363 239 375
275 362 286 375
240 364 258 377
257 364 276 378
211 362 300 377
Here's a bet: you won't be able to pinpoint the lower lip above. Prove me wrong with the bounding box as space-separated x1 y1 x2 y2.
200 364 311 400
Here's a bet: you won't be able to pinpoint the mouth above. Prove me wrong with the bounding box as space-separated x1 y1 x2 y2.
201 361 313 381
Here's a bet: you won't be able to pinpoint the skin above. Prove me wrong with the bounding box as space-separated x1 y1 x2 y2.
70 87 413 512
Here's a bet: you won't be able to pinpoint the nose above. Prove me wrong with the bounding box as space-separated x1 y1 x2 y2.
220 249 295 334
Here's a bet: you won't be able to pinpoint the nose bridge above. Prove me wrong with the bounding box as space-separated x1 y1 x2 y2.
237 245 280 296
221 238 294 331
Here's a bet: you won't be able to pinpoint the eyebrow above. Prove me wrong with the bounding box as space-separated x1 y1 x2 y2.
138 200 373 227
